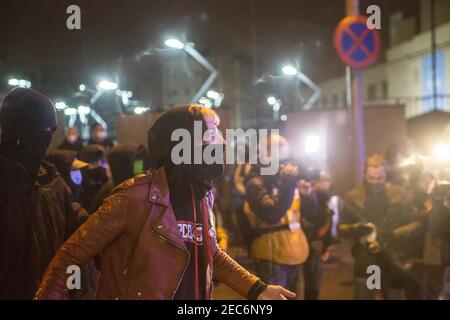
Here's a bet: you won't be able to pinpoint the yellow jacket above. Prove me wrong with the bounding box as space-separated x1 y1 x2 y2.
244 190 309 265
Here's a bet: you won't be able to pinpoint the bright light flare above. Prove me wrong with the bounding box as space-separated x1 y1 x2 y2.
165 39 185 49
282 65 298 76
433 143 450 161
267 96 277 105
55 101 67 110
77 105 91 115
134 107 149 115
305 135 320 154
97 80 118 90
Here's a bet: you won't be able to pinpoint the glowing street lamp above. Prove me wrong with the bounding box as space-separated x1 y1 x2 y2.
267 96 277 105
8 78 31 88
165 38 218 104
267 96 282 121
282 65 298 76
134 107 150 115
280 63 320 110
97 80 118 91
64 108 77 116
79 84 86 91
55 101 67 110
164 38 185 50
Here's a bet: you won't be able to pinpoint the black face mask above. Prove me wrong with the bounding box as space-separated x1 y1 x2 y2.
15 130 53 177
192 163 224 182
1 88 56 177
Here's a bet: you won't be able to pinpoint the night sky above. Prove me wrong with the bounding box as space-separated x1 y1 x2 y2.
0 0 419 99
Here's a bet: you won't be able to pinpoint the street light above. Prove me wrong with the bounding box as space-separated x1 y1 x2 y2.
8 78 31 88
280 63 321 110
164 38 185 50
199 97 213 108
134 107 149 115
77 105 91 115
282 65 298 76
267 96 282 121
79 84 86 91
55 101 67 110
64 108 77 116
165 38 218 104
97 80 118 90
267 96 277 105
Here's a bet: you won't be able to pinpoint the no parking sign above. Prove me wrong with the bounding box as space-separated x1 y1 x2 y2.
334 15 381 69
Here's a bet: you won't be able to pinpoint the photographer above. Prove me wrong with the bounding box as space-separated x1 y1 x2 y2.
338 154 421 300
429 182 450 299
244 134 309 295
300 172 334 300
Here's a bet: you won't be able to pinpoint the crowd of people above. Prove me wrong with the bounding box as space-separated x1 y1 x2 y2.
0 87 449 300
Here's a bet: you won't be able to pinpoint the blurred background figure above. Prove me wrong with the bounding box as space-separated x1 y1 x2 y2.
58 127 83 154
338 154 421 300
89 145 136 213
244 134 309 296
300 171 334 300
429 181 450 299
79 144 109 210
87 122 114 151
45 150 88 203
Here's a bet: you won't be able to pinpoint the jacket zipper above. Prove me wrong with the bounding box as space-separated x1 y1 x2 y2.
154 232 190 299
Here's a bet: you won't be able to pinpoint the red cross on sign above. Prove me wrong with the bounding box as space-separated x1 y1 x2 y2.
334 15 381 69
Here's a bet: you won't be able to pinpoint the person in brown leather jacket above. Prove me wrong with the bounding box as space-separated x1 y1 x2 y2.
35 105 295 300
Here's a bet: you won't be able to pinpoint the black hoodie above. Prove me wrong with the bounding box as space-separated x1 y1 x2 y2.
0 152 80 299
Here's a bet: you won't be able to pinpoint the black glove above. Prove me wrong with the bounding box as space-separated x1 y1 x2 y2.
352 222 376 238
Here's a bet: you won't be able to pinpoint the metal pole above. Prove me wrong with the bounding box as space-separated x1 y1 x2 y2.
346 0 366 185
184 44 219 104
430 0 437 109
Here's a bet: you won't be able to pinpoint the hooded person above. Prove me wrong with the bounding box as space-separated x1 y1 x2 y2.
58 127 84 154
78 144 109 209
89 145 137 213
35 105 295 300
45 150 89 203
0 88 84 299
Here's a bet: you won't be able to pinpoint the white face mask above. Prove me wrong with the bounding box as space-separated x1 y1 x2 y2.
70 169 83 185
67 134 77 144
95 131 106 140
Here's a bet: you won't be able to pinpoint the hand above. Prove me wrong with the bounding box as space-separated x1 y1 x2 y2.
356 222 376 237
321 250 330 262
258 285 296 300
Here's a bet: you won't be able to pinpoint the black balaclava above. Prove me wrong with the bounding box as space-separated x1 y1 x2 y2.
147 105 224 198
0 88 56 177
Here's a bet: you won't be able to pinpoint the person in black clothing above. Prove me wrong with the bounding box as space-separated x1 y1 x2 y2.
338 154 421 300
146 106 294 300
78 144 109 209
300 172 333 300
58 127 83 154
45 150 89 203
89 145 137 213
87 122 114 151
0 88 85 299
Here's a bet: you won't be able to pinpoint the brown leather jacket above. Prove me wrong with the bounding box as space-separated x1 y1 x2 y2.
35 167 259 300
